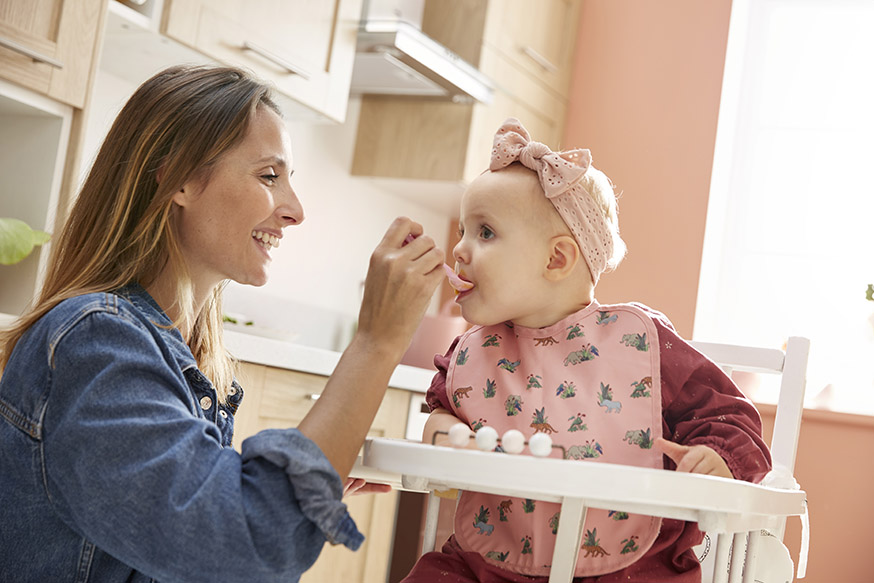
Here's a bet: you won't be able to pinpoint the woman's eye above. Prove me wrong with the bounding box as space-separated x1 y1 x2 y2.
262 173 279 185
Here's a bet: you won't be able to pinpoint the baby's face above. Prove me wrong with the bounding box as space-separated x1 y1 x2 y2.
452 167 562 328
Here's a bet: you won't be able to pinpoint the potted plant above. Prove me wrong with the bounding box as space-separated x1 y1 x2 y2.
0 217 50 265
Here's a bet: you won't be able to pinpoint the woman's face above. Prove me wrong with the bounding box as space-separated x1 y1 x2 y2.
173 107 304 291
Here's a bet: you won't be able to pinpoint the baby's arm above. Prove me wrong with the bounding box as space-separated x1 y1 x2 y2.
423 407 478 449
650 314 771 483
421 336 476 448
654 438 733 478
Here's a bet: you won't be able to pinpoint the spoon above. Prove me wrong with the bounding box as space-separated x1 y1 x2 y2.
403 234 474 292
443 263 474 292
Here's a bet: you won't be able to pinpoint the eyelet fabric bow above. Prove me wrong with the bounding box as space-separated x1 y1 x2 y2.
491 118 592 198
488 117 615 284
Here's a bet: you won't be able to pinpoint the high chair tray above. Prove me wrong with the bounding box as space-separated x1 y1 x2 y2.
355 437 806 534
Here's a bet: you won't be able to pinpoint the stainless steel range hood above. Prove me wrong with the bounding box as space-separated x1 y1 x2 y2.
351 19 494 104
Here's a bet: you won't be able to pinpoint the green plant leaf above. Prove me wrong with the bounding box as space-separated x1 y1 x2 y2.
0 217 50 265
31 228 51 246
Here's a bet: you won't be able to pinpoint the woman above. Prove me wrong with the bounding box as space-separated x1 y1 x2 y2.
0 65 444 581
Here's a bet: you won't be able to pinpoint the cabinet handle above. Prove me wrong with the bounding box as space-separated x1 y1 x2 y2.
521 46 557 74
0 36 63 69
307 393 321 401
242 41 310 80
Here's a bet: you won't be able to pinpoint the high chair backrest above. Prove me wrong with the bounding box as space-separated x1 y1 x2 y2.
690 337 810 488
689 336 810 581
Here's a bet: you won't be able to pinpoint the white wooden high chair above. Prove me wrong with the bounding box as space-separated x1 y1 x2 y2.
354 337 810 583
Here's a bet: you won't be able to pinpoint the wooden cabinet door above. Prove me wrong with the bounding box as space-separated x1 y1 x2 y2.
351 0 578 184
162 0 362 122
462 43 566 183
0 0 104 108
233 362 411 583
484 0 579 97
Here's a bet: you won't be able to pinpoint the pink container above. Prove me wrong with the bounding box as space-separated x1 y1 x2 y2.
401 302 470 370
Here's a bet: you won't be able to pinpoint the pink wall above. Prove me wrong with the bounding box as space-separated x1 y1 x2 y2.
759 406 874 581
563 0 732 338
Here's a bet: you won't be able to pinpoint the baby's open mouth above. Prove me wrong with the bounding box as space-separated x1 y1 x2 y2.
443 265 474 292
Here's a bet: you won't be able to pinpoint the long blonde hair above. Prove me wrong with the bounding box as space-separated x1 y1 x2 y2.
0 65 280 402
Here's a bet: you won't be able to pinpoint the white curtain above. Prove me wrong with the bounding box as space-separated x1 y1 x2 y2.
696 0 874 413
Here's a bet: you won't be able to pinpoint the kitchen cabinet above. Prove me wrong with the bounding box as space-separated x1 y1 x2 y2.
351 0 579 184
0 78 73 316
233 361 411 583
0 0 106 318
158 0 363 123
0 0 105 108
480 0 578 97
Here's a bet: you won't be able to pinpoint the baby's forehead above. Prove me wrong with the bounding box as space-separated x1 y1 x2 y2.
463 168 561 225
469 166 543 200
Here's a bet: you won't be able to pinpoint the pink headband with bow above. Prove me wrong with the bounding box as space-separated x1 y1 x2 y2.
490 118 614 283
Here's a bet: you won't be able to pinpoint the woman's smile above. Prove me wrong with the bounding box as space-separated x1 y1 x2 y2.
252 229 281 252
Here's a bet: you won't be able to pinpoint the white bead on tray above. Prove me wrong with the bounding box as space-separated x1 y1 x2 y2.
444 422 554 457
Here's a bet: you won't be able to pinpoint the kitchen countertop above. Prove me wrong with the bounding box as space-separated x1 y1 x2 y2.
225 329 435 393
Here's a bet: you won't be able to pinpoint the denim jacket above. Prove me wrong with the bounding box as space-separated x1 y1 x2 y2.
0 285 363 582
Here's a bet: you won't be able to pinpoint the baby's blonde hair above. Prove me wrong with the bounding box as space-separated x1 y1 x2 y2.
576 166 626 271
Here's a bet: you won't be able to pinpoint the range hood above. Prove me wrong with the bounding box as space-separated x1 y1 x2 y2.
351 14 493 104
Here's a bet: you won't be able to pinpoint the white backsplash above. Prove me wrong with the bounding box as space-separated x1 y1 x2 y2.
223 281 357 352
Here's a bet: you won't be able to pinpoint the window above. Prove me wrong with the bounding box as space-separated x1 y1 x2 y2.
696 0 874 414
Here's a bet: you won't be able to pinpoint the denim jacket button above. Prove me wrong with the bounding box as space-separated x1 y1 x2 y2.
219 410 228 419
199 396 213 410
228 386 237 396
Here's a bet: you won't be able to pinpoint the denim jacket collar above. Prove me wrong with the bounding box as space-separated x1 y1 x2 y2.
116 283 197 373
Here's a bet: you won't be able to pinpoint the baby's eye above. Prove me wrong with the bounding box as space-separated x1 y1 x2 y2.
480 226 495 240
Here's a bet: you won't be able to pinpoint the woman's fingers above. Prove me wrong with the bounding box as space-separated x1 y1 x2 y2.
356 217 444 359
343 478 392 497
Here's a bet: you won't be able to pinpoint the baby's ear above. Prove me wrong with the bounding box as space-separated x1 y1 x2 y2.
545 235 580 281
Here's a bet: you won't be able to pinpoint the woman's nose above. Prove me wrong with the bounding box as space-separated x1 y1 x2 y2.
278 184 305 226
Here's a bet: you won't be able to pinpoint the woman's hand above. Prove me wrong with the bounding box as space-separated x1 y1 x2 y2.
343 478 392 497
356 217 445 362
655 437 734 478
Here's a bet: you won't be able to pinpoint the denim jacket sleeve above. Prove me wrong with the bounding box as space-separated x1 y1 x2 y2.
42 307 363 582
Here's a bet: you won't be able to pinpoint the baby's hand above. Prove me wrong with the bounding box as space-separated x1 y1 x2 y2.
654 437 733 479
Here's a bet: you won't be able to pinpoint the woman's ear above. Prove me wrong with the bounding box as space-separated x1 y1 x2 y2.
172 173 204 207
171 184 191 207
159 161 193 207
544 235 581 281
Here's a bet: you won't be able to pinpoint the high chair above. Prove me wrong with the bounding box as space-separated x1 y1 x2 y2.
354 336 810 583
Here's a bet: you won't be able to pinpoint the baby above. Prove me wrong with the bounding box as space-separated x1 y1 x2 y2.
404 119 771 582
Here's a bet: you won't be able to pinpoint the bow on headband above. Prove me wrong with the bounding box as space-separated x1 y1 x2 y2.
491 118 592 198
488 118 615 284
